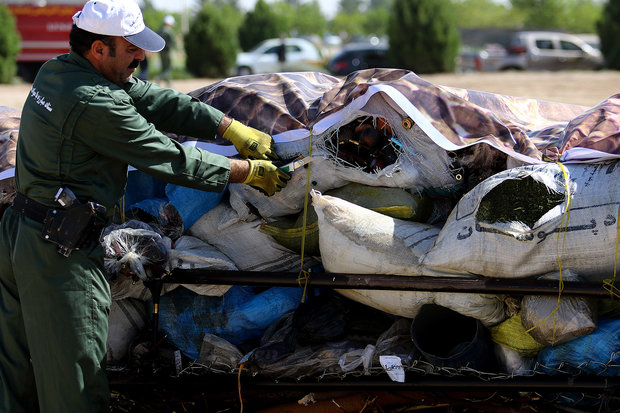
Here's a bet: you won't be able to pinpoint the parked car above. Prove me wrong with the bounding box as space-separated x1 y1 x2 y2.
474 31 604 71
573 33 601 51
457 44 506 72
327 43 390 76
234 37 323 76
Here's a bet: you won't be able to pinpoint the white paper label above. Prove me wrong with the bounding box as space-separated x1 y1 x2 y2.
379 355 405 383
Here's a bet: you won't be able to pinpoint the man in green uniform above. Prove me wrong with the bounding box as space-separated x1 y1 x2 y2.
157 15 176 86
0 0 289 411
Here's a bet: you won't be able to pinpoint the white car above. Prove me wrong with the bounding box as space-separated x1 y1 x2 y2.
234 37 323 76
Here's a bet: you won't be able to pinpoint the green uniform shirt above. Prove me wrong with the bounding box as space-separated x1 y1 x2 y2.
16 51 230 212
158 26 176 60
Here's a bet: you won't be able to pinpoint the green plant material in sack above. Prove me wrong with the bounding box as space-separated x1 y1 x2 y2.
260 183 434 256
328 183 433 221
598 298 620 318
259 208 321 256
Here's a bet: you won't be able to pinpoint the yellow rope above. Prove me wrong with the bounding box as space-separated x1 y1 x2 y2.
603 203 620 299
297 129 313 303
524 162 571 341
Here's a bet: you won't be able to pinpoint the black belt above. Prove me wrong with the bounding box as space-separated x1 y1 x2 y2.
13 192 54 224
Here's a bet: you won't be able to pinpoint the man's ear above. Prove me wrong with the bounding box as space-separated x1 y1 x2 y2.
89 40 108 61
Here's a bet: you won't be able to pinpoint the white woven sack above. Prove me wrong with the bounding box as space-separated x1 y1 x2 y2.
109 275 179 301
107 298 148 364
311 190 505 326
434 292 506 326
421 161 620 280
336 289 435 320
166 235 238 297
337 282 505 326
311 190 439 275
189 200 318 272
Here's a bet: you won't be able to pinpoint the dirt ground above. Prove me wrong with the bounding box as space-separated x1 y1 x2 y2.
0 70 618 110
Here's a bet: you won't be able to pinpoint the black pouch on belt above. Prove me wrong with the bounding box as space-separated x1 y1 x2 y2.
42 201 106 257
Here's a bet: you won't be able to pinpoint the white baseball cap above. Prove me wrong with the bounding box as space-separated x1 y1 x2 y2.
73 0 165 52
163 15 175 26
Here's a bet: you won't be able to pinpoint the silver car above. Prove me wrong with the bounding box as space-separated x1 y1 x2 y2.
473 31 604 71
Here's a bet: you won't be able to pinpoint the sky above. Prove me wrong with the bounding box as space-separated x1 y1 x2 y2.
150 0 339 19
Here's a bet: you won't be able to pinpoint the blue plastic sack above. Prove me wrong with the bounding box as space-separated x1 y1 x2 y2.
165 183 225 229
124 170 167 209
158 285 304 360
536 317 620 376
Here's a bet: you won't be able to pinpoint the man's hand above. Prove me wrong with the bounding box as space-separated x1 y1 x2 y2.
222 120 278 161
243 160 291 196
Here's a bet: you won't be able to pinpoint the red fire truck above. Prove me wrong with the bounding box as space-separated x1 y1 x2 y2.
7 1 84 82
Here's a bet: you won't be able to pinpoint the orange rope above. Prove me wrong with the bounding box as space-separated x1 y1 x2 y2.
238 362 245 412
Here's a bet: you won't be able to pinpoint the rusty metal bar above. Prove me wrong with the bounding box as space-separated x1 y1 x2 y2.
166 269 614 297
109 374 620 392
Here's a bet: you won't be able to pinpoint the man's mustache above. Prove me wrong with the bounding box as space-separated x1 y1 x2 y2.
129 60 140 69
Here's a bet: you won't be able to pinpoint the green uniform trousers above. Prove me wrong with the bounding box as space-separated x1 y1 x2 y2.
0 207 111 413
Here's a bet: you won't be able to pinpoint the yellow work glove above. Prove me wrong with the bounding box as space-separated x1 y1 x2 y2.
222 120 278 160
243 160 291 196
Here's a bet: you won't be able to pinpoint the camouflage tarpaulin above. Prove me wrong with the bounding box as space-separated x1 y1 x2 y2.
2 68 620 184
185 69 619 164
0 106 19 202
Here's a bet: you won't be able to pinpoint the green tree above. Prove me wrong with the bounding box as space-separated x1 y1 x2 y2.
239 0 282 51
564 0 603 33
294 1 327 35
340 0 365 13
272 1 296 34
0 5 19 84
184 3 238 78
597 0 620 69
329 12 368 41
362 8 390 37
453 0 517 28
510 0 565 28
369 0 394 9
387 0 460 73
213 0 240 7
508 0 602 32
201 0 240 6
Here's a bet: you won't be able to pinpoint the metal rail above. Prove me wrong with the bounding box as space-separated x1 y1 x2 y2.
109 373 620 392
165 269 615 297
